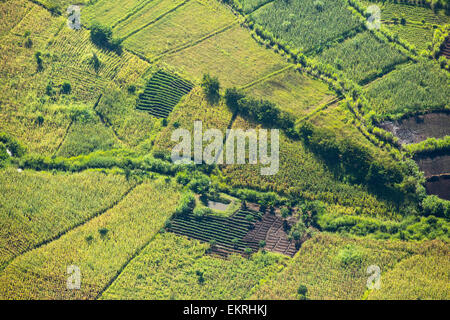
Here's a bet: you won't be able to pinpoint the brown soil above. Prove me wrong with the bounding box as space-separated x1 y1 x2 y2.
440 37 450 59
243 212 298 257
415 155 450 177
426 175 450 201
379 112 450 144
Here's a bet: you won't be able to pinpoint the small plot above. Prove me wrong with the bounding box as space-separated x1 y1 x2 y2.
250 0 362 53
364 61 450 119
378 112 450 145
137 70 193 118
244 67 335 118
161 24 288 87
318 31 409 85
122 0 235 60
169 205 299 258
387 24 435 51
169 208 262 257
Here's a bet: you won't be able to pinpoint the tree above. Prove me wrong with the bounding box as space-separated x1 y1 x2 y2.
90 22 122 54
201 73 220 104
60 81 72 94
297 284 308 300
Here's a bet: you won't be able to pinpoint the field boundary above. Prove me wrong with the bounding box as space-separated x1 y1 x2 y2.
120 0 191 41
239 64 294 90
0 181 141 273
150 21 238 63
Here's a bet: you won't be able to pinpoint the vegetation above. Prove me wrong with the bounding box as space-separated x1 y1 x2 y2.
101 233 288 299
137 70 193 118
364 61 450 119
318 31 409 84
0 179 181 299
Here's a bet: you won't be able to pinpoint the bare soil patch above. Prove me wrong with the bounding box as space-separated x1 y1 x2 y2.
379 112 450 144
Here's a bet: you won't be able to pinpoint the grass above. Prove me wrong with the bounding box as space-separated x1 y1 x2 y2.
251 233 449 299
56 113 120 157
100 232 288 300
160 24 289 87
250 0 362 53
95 87 161 148
317 31 409 84
364 60 450 119
0 178 181 299
244 67 335 118
0 168 134 268
122 0 236 60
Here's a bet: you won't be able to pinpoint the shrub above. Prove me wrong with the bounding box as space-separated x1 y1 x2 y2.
201 73 220 104
60 81 71 94
336 245 363 266
90 22 122 54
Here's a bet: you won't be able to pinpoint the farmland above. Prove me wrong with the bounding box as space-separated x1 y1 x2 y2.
364 61 450 119
0 179 181 299
317 31 409 84
0 168 134 268
251 233 449 300
249 0 363 53
137 70 193 118
0 0 449 302
100 232 288 300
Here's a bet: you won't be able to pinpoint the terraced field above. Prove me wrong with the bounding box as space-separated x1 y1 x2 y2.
137 70 193 118
169 208 263 257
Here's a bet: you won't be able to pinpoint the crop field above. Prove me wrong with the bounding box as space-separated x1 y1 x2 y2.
387 23 435 51
364 1 450 25
221 115 398 217
0 179 181 299
249 0 362 53
122 0 236 60
153 87 234 150
55 113 121 157
1 0 449 302
137 70 193 118
364 61 450 119
169 208 263 256
0 168 134 268
251 233 449 299
318 31 409 84
95 88 161 148
160 24 289 87
100 232 289 300
244 67 336 118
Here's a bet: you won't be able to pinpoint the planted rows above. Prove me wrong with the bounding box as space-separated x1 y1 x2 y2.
169 209 262 257
137 71 193 118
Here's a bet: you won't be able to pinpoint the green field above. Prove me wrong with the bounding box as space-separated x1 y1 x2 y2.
101 232 288 300
0 168 134 268
250 0 362 53
0 179 181 299
365 61 450 119
0 0 449 301
318 31 409 84
244 67 335 118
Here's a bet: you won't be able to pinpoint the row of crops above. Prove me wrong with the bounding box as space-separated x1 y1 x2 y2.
137 70 193 118
168 208 263 257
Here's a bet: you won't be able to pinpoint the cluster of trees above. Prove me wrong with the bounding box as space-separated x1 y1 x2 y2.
90 22 123 54
297 122 424 203
224 88 297 136
319 211 449 240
